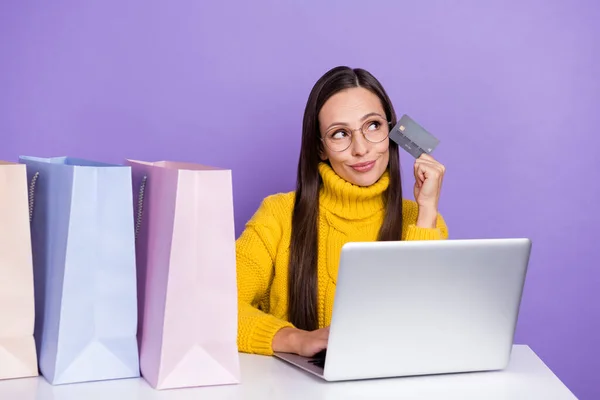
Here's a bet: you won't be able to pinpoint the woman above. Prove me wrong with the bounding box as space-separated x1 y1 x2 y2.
236 66 448 358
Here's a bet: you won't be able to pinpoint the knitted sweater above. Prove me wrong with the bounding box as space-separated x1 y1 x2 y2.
236 162 449 355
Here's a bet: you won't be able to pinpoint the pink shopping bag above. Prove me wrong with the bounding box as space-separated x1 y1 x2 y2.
0 161 38 380
127 160 240 390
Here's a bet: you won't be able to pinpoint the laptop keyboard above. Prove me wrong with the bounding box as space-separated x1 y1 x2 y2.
308 349 327 368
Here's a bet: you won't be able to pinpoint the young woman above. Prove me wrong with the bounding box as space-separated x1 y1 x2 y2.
236 66 448 358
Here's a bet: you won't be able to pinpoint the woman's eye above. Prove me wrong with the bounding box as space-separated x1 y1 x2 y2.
367 121 381 131
331 130 348 139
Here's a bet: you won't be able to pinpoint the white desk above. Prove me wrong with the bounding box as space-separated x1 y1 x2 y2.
0 345 576 399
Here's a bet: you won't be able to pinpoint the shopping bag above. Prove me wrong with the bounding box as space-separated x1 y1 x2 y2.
127 160 240 390
0 161 38 380
19 156 140 385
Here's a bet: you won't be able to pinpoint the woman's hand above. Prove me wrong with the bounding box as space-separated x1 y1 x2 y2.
272 326 329 357
413 154 446 228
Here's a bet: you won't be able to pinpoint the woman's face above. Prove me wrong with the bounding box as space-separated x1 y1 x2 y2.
318 87 390 187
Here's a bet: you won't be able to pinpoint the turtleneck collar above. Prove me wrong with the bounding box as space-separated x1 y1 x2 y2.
318 162 389 220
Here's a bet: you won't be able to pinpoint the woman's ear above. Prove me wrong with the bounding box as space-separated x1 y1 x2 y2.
319 150 328 161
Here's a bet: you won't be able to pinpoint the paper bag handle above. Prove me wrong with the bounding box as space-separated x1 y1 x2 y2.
135 175 147 241
28 172 40 222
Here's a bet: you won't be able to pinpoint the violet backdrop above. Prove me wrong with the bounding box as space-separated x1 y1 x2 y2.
1 1 598 398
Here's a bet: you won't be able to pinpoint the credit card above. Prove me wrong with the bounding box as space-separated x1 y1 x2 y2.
389 114 440 158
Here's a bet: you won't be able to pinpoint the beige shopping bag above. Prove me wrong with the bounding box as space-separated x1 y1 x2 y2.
0 161 38 380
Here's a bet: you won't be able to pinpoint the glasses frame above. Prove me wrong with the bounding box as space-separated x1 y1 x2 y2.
320 118 394 152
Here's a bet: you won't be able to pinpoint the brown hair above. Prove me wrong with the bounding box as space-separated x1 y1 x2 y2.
288 66 403 331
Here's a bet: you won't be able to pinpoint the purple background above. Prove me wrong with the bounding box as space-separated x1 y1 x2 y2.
1 1 598 398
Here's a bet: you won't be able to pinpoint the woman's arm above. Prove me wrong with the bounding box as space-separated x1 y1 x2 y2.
401 199 449 240
236 197 295 355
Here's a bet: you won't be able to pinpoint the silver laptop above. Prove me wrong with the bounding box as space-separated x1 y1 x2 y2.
274 238 532 381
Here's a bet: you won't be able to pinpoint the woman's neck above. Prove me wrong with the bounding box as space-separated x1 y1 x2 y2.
318 162 389 220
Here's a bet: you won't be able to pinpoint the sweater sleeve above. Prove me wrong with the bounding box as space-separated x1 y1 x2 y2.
401 199 449 240
236 196 294 355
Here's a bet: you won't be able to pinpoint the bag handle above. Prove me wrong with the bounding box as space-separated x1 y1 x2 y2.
28 172 40 222
135 175 147 241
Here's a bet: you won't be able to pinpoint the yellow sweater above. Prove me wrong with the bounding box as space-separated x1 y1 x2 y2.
236 162 449 355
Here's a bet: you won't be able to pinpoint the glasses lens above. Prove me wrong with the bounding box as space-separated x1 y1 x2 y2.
324 129 352 151
362 117 389 143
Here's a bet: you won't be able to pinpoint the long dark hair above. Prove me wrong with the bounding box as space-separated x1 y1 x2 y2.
288 66 403 331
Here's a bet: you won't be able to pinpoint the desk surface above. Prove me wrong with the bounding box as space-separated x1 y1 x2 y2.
0 345 576 400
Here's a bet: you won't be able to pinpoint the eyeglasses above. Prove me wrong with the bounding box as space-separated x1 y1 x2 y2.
320 116 392 152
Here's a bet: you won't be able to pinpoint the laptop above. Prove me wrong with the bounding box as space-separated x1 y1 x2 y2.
274 238 532 381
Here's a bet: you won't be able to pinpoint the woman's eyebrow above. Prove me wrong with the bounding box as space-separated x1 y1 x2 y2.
325 112 385 131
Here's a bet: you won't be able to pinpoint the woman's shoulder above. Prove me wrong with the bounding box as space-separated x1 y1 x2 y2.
248 191 295 227
259 191 295 213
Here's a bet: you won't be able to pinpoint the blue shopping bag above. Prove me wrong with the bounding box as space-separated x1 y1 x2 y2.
19 156 140 385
